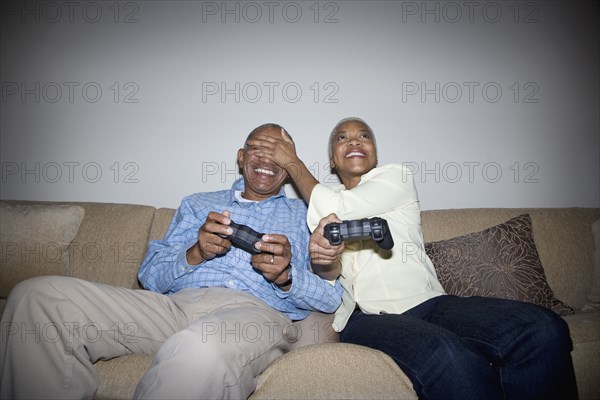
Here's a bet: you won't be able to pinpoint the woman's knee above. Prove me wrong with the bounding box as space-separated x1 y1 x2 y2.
524 304 572 351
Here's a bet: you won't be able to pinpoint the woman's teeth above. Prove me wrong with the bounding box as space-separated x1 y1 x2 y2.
346 151 365 158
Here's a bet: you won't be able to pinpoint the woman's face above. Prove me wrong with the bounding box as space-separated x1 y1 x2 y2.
330 120 378 187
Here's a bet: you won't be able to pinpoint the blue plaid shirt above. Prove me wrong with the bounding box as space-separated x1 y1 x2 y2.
138 178 342 320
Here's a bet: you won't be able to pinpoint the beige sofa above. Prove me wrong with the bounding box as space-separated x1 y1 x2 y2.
1 200 599 399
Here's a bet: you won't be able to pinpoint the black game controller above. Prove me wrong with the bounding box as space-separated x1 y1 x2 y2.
219 221 264 255
323 217 394 250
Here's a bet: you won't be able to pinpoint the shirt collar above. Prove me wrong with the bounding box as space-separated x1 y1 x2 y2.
228 177 293 210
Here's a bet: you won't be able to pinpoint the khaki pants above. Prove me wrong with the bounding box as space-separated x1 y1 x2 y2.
0 276 336 399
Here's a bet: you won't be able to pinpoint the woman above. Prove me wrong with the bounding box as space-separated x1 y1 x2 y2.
247 117 577 400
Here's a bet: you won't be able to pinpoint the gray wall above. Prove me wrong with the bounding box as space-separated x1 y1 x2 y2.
1 0 598 210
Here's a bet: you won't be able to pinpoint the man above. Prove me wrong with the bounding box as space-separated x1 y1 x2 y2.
0 123 342 399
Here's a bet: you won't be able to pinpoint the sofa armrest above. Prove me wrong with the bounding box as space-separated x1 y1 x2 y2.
250 343 416 399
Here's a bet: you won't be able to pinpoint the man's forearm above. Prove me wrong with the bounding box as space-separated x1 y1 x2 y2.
138 245 187 293
286 267 342 313
186 242 205 266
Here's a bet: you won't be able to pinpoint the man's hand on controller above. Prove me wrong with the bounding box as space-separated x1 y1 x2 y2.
187 211 233 265
254 234 293 288
187 213 293 289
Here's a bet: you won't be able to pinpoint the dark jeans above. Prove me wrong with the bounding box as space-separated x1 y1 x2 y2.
339 295 578 400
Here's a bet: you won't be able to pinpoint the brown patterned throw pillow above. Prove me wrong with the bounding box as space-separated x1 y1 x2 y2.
424 214 574 315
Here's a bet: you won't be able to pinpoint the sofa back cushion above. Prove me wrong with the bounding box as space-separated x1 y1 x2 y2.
422 208 600 311
149 208 176 241
584 219 600 308
0 202 84 298
1 200 156 294
138 208 176 290
67 203 156 289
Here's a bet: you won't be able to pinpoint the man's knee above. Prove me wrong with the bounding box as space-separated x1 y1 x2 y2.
153 328 246 386
5 276 71 308
157 318 287 366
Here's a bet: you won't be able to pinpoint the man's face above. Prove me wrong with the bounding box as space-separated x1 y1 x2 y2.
238 127 288 201
330 120 378 183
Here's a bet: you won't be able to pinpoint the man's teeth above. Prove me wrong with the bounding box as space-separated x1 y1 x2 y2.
346 151 365 158
255 168 275 176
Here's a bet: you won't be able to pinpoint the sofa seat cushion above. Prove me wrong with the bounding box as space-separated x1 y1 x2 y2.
0 203 85 299
563 312 600 400
250 343 416 399
94 354 153 399
564 311 600 345
425 214 574 315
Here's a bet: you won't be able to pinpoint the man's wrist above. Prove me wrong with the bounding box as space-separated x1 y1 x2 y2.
186 242 205 266
275 265 293 288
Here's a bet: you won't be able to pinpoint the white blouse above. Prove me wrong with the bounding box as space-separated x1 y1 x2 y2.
307 163 445 331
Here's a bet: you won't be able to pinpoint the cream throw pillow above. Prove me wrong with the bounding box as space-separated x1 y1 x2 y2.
0 203 85 298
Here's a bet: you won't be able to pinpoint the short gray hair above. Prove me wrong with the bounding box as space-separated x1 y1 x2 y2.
328 117 376 160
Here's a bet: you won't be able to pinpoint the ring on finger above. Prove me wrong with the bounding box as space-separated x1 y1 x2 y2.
270 254 275 264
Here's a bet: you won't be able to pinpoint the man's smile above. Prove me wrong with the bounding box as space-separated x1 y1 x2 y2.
254 167 276 176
